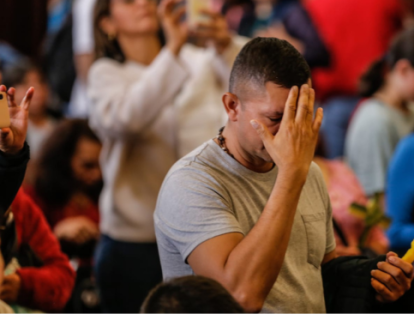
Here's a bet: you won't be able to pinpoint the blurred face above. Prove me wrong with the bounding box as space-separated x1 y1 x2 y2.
234 82 290 163
401 64 414 101
15 71 48 116
102 0 159 37
71 137 102 188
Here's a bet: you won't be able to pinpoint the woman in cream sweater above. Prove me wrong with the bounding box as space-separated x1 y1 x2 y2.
88 0 247 311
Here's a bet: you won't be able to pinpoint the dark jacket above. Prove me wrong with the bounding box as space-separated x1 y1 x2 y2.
323 255 414 313
0 142 29 215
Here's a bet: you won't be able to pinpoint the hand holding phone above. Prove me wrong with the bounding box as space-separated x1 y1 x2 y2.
0 85 34 155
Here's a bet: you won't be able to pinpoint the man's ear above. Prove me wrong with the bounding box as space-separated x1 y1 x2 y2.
222 92 241 122
99 15 117 37
394 59 412 78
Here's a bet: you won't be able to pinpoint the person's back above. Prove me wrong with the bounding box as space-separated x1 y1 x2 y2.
345 99 414 196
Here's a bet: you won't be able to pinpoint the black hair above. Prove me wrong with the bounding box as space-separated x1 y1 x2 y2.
2 60 46 88
34 119 102 211
141 276 244 313
229 37 311 99
359 27 414 98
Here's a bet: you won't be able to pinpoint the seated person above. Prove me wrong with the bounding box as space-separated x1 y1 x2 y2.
0 85 75 311
313 137 389 257
155 37 413 312
345 27 414 197
386 133 414 255
27 119 101 262
141 276 244 313
3 189 76 312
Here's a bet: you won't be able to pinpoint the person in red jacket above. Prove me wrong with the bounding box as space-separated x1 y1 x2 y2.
1 188 76 312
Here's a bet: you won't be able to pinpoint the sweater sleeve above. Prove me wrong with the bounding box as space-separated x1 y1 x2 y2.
0 143 30 215
386 135 414 250
13 189 75 312
88 48 189 138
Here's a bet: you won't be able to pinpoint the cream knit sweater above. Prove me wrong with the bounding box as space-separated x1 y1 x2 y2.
88 37 248 242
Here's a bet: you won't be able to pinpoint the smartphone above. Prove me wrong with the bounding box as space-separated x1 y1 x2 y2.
187 0 212 28
0 92 10 129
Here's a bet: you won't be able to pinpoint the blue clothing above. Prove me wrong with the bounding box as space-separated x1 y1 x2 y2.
386 134 414 251
320 96 360 159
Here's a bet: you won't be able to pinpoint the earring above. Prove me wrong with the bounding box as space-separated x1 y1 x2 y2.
107 33 116 41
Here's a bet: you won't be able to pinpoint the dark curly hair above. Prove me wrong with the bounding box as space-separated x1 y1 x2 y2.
34 119 101 210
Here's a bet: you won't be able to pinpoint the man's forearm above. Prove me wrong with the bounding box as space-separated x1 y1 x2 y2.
223 170 307 310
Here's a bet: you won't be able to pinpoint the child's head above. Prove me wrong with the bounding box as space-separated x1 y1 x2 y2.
360 27 414 100
3 61 49 117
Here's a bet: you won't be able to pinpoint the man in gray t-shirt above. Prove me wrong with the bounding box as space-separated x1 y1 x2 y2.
155 38 413 313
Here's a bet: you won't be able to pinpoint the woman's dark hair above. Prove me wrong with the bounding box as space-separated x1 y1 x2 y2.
94 0 165 63
359 27 414 97
141 276 244 313
34 119 101 210
2 60 46 88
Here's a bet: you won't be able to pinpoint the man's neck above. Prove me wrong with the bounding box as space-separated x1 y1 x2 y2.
221 125 274 173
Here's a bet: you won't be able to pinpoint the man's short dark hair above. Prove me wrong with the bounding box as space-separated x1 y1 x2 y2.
141 276 244 313
229 37 311 100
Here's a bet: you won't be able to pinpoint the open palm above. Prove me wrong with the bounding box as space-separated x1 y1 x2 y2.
0 85 34 155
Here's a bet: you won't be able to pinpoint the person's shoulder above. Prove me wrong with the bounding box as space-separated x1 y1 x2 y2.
354 98 390 122
395 133 414 157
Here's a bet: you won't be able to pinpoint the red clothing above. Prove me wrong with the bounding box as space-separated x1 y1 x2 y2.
11 189 76 312
305 0 403 100
25 186 99 229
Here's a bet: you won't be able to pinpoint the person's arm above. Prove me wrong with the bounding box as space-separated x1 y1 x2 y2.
386 136 414 249
6 190 75 312
88 0 190 138
186 85 323 312
0 86 34 213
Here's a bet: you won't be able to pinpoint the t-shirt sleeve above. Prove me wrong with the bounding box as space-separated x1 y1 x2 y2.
155 167 244 262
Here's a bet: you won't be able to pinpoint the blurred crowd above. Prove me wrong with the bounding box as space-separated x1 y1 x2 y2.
1 0 414 312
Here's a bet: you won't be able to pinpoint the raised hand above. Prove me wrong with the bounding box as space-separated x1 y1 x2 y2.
371 252 414 303
159 0 188 56
191 9 232 54
251 84 323 179
0 85 34 155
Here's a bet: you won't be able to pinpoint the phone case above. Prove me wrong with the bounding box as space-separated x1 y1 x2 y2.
187 0 211 28
0 92 10 128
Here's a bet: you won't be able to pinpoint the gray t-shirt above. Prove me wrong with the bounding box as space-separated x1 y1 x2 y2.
345 99 414 196
155 139 336 313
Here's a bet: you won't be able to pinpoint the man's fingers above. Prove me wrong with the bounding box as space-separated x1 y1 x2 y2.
0 85 6 93
295 84 310 123
312 108 323 133
371 278 394 302
307 88 315 123
282 86 298 124
250 120 273 145
378 261 411 288
22 87 35 110
387 255 414 279
171 6 186 24
371 269 400 292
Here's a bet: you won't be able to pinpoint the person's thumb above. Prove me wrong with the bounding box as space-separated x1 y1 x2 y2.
250 120 272 144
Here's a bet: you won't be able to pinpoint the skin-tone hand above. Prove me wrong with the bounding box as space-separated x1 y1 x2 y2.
371 252 414 303
251 84 323 181
191 10 232 54
159 0 188 56
0 274 21 303
0 85 35 155
54 217 99 245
